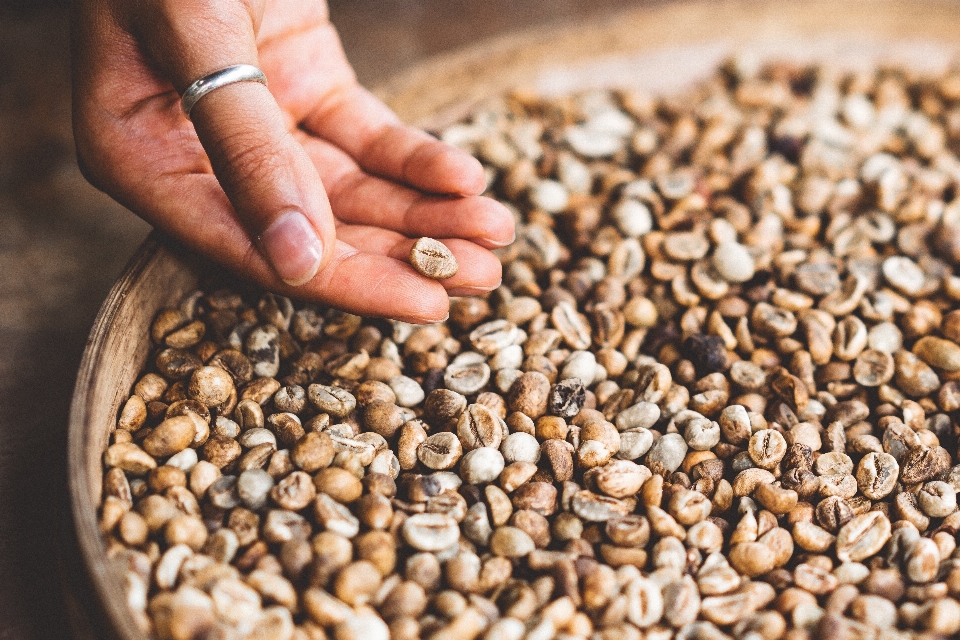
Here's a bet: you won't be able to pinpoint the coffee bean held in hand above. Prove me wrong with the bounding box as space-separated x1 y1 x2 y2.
409 237 459 280
100 60 960 639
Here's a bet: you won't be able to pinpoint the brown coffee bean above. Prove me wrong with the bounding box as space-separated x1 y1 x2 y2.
291 432 335 472
457 403 503 450
510 482 557 516
409 237 458 279
853 349 895 387
593 460 650 499
362 401 406 439
202 436 242 469
143 415 200 458
508 371 551 418
816 496 854 533
570 490 632 522
541 439 574 482
549 379 586 418
270 471 316 511
836 511 892 562
308 384 357 418
900 446 950 485
754 483 798 515
424 389 467 424
748 429 787 469
443 359 491 396
313 467 363 504
417 432 463 471
552 301 592 350
855 452 899 500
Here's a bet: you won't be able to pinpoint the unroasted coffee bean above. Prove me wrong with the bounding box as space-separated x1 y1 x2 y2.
108 61 960 639
443 359 490 396
835 512 891 562
362 401 406 439
469 319 519 355
459 447 505 485
541 439 574 482
855 452 898 500
313 467 363 504
815 496 853 533
308 384 356 418
143 415 200 458
913 336 960 372
624 576 664 627
853 349 895 387
457 403 503 450
417 432 462 471
266 473 315 515
155 348 202 380
748 429 787 469
423 389 467 424
900 446 950 485
402 513 459 551
593 460 650 499
508 371 551 418
313 493 360 539
188 366 235 408
409 237 458 279
754 483 798 515
917 480 957 518
571 490 631 522
552 301 591 350
489 526 535 558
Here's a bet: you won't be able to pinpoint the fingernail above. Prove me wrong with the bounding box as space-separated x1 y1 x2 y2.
448 282 502 296
489 231 516 248
260 211 323 286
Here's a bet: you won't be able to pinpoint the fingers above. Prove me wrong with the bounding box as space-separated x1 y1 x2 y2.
298 135 516 248
128 172 496 323
302 84 488 196
193 85 334 286
304 245 453 323
124 0 336 287
334 227 503 296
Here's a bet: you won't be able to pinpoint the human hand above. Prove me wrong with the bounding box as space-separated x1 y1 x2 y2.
71 0 514 323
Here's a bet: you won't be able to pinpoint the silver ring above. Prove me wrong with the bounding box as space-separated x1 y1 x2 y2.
180 64 268 119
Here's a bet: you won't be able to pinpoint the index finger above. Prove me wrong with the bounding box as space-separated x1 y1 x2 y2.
302 84 488 197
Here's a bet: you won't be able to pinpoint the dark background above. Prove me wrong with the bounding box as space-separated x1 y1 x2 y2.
0 0 640 637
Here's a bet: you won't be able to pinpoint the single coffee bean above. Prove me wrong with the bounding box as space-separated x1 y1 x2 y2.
409 237 458 279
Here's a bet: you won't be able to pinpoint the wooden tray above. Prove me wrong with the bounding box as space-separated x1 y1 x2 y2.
66 0 960 636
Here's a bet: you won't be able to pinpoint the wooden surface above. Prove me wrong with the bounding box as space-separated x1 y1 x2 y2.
69 236 204 640
65 0 960 638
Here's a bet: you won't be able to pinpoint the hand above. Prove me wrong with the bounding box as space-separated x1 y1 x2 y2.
71 0 514 323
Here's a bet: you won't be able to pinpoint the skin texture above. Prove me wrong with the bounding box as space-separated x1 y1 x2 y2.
72 0 514 323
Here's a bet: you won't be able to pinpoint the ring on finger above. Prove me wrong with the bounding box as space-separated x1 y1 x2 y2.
180 64 268 119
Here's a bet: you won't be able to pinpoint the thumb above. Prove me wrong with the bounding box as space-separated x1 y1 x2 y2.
130 0 335 286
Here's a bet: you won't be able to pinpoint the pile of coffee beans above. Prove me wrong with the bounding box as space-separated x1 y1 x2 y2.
100 59 960 640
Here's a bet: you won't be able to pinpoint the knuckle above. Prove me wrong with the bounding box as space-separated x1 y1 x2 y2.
211 129 286 187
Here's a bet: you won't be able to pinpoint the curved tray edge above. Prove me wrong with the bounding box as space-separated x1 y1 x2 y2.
67 233 204 640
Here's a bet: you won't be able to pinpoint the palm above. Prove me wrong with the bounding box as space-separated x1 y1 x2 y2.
73 0 511 322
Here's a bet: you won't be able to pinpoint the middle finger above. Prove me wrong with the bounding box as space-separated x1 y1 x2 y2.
298 133 515 248
334 223 503 295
